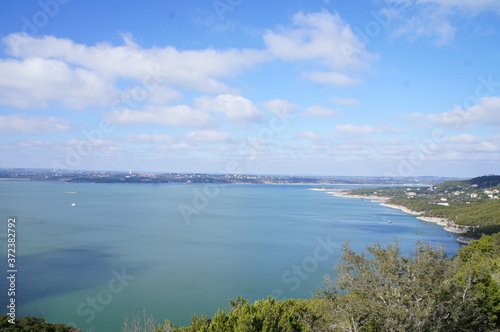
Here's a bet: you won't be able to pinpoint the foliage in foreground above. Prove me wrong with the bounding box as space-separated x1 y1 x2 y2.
0 316 78 332
159 234 500 332
155 297 327 332
322 238 500 331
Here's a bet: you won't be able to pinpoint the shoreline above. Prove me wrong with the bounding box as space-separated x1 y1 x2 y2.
320 188 475 243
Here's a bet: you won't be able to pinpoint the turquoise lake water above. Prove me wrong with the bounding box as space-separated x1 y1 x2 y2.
0 181 460 332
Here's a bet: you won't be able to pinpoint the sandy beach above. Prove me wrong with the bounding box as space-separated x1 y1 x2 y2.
380 203 421 216
324 188 392 203
417 216 448 226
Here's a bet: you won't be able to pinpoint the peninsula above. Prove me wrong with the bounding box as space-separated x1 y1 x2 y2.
326 175 500 242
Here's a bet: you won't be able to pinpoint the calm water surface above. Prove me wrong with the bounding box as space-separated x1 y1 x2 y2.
0 181 460 332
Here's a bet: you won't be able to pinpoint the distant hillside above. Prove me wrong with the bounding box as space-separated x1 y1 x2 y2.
350 174 500 238
435 175 500 191
468 175 500 189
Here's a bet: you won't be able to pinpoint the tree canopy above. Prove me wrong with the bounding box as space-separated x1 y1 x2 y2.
0 316 77 332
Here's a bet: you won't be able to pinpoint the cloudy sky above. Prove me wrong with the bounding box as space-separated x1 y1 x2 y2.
0 0 499 177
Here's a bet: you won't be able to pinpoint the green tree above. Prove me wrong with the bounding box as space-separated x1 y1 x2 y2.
322 241 452 331
0 316 78 332
442 234 500 330
155 297 325 332
321 239 500 331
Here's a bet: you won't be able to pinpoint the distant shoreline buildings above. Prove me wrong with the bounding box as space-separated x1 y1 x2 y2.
0 168 459 186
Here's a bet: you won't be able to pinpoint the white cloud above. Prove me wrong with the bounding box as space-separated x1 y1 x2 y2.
105 105 211 127
418 0 500 12
262 99 300 116
55 138 125 160
301 105 339 118
157 143 200 151
186 130 230 143
444 134 480 143
331 96 360 106
335 124 394 134
385 0 500 45
0 33 268 109
4 34 267 88
399 112 426 121
490 135 500 143
391 5 456 46
18 140 52 147
295 132 322 140
467 142 498 152
348 137 405 146
335 124 374 134
0 12 373 112
194 94 264 124
445 140 499 153
303 71 360 87
141 86 183 105
427 97 500 129
124 134 176 143
67 138 112 148
264 11 374 69
263 11 376 87
0 115 71 133
0 58 115 109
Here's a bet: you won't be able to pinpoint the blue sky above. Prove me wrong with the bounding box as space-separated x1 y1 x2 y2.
0 0 499 177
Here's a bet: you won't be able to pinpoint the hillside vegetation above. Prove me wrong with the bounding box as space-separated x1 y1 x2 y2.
350 175 500 237
0 316 77 331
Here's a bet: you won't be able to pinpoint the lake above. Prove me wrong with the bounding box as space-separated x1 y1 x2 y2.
0 181 460 332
